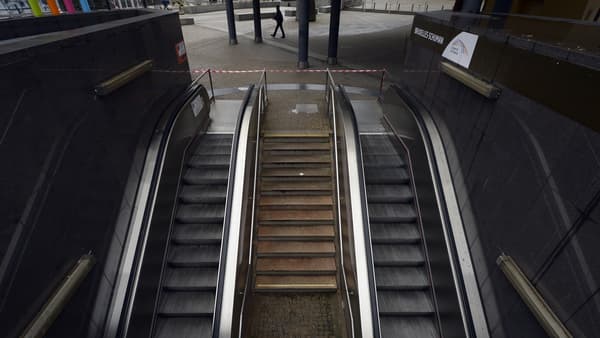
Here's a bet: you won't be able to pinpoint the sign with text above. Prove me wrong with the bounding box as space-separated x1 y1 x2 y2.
442 32 479 69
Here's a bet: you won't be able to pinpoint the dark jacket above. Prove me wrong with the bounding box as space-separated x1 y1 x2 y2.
274 8 283 22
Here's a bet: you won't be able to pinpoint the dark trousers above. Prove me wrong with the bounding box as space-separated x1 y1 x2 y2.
272 22 285 37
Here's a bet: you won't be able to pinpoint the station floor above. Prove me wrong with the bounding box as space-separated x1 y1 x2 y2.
181 9 416 88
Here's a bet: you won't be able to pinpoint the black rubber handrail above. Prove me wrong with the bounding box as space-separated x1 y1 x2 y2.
116 76 210 336
211 84 255 338
337 84 382 338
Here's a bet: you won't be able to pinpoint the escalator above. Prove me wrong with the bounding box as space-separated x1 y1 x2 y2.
154 134 232 338
361 134 439 338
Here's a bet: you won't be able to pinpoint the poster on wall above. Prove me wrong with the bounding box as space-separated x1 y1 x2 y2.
442 32 479 69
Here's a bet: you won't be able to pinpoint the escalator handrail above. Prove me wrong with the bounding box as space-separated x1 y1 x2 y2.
212 83 256 338
235 71 268 336
389 84 490 338
103 72 212 337
335 84 381 338
327 73 357 337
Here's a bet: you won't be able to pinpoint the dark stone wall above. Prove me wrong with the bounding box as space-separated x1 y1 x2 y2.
0 10 190 337
400 13 600 338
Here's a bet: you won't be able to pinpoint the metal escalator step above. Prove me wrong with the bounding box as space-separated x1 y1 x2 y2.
260 195 333 207
188 155 231 168
261 167 331 178
370 223 421 244
198 134 232 145
360 135 400 155
158 291 214 316
362 154 405 168
368 204 417 223
366 184 413 203
258 225 335 240
255 275 337 292
261 181 331 192
375 267 429 290
179 185 227 204
176 204 224 224
377 290 434 315
263 142 330 150
256 257 336 274
172 224 222 244
183 168 229 185
263 154 331 164
379 317 438 338
168 244 220 267
365 168 409 184
259 209 333 222
257 240 335 257
154 317 212 338
163 267 218 291
193 144 232 155
373 244 424 266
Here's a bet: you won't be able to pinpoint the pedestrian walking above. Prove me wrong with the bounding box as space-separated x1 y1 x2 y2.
271 5 285 38
161 0 169 9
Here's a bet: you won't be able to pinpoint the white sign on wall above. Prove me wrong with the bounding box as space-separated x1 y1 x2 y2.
442 32 479 69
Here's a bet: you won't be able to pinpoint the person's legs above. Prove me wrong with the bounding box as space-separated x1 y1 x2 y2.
272 23 281 37
280 23 285 38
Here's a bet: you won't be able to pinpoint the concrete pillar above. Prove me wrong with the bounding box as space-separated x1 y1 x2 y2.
327 0 341 65
297 0 309 68
225 0 238 45
252 0 263 43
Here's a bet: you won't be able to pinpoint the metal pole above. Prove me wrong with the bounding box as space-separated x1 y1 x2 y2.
225 0 238 45
297 0 309 69
327 0 341 65
252 0 262 43
208 70 216 102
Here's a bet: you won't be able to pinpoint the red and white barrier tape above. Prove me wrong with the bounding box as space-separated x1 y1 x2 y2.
191 68 386 74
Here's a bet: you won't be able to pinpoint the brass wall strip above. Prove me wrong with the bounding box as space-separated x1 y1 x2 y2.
94 60 153 96
497 254 573 338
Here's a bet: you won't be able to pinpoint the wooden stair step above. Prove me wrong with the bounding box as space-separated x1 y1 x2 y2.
257 240 335 256
259 209 334 222
261 167 331 178
255 275 337 291
261 181 331 192
263 142 331 151
263 132 330 138
256 257 336 274
260 195 333 207
263 154 331 164
258 225 335 239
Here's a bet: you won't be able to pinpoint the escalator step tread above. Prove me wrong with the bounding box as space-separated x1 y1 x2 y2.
377 290 434 315
176 204 224 224
180 185 227 204
188 154 230 168
373 244 424 266
198 134 233 143
168 244 220 267
366 184 413 202
370 223 421 243
255 275 337 291
360 135 401 155
172 224 222 244
369 204 416 223
158 291 214 316
375 267 429 290
164 267 218 290
365 167 409 183
363 154 405 168
154 317 212 338
260 195 333 207
258 225 335 240
380 317 438 338
183 168 229 185
259 209 334 222
193 144 232 155
261 181 331 192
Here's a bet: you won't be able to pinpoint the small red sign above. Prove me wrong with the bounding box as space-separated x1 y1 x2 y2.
175 41 187 64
